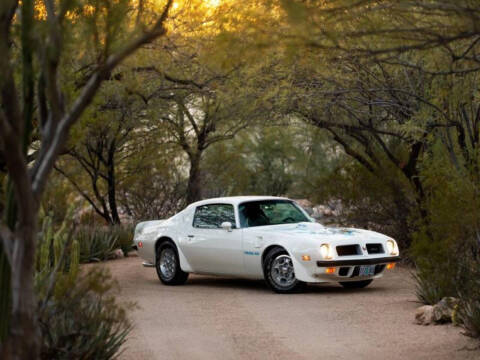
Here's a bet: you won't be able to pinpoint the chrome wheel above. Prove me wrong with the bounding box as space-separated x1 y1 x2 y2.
270 254 296 287
159 248 176 280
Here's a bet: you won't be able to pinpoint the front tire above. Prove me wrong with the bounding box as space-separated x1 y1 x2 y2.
156 242 189 285
339 279 373 289
263 247 305 294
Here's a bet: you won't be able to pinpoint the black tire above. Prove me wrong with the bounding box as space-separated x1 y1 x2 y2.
339 279 373 289
263 247 306 294
155 241 189 285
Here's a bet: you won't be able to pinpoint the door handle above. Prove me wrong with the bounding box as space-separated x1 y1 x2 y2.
187 235 195 238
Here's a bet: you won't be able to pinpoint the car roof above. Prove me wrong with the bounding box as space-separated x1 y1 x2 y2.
187 196 291 208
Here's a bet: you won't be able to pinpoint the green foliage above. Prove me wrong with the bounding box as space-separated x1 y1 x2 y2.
75 227 119 263
411 141 480 336
36 206 77 278
459 297 480 338
36 210 132 359
202 125 333 199
111 225 134 257
73 225 133 262
306 157 417 247
36 266 132 360
456 246 480 338
203 127 298 196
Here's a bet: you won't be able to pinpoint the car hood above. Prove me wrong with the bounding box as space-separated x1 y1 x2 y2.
244 222 390 243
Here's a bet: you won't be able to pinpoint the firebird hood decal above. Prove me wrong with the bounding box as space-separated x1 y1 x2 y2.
246 222 388 242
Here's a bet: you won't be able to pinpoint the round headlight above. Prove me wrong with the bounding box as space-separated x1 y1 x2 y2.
320 244 332 259
386 239 398 255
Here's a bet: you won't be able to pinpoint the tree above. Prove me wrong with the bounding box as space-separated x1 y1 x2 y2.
0 0 174 358
127 43 272 203
55 83 187 223
268 0 480 242
279 1 480 73
55 87 142 225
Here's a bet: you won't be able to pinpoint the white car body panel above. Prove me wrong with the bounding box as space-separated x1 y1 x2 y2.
133 196 400 283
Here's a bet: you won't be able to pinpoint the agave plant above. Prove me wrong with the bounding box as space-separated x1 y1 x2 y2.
75 227 119 263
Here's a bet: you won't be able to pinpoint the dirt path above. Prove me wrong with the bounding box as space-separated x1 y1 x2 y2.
104 255 479 360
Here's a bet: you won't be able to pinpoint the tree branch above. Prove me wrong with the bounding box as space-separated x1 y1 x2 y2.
31 0 174 200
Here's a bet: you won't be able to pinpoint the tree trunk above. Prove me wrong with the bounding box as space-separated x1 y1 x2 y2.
0 182 15 345
107 140 121 224
0 243 11 344
7 224 40 360
186 152 202 204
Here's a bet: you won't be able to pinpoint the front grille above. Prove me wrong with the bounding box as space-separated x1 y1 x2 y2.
336 245 361 256
366 243 384 254
338 267 350 276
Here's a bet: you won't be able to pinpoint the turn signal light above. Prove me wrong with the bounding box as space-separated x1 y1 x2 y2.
386 263 395 270
301 255 311 261
325 267 336 274
138 241 143 248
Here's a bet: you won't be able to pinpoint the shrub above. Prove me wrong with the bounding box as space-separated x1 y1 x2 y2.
411 142 480 337
36 267 133 360
36 211 133 359
459 298 480 338
413 271 449 306
75 227 118 263
111 225 134 257
455 238 480 337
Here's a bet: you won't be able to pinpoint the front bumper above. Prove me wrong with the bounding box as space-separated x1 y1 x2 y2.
292 254 401 283
316 256 401 267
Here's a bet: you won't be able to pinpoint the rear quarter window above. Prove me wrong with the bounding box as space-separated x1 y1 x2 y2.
192 204 236 229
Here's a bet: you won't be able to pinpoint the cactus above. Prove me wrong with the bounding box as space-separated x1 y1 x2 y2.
37 214 54 272
70 240 80 279
36 204 79 277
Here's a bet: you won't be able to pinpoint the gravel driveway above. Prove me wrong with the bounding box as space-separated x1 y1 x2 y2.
104 255 479 360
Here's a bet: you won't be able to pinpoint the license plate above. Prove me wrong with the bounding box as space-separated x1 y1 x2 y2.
359 265 375 276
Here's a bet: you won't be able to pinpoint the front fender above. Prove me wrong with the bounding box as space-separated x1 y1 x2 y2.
259 239 319 283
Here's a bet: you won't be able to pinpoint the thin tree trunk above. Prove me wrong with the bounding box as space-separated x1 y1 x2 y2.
0 182 14 345
0 242 11 344
8 222 40 360
1 0 34 351
107 140 121 224
186 152 202 204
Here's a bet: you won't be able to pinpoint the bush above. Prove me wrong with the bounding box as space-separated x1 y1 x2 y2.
459 297 480 338
456 239 480 337
411 142 480 337
36 211 133 359
75 227 118 263
36 267 133 360
111 225 134 257
413 230 480 338
413 271 450 306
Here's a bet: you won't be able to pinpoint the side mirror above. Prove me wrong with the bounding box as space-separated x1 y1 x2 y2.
220 221 233 232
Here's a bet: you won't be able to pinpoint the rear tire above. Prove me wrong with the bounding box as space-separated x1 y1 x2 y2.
339 279 373 289
263 247 305 294
156 242 189 285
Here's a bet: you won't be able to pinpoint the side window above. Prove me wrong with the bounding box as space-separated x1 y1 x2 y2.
193 204 236 229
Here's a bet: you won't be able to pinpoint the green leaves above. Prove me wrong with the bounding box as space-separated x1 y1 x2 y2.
37 266 133 360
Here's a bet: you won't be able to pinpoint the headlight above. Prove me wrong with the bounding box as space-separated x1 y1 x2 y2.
320 243 333 259
386 239 399 256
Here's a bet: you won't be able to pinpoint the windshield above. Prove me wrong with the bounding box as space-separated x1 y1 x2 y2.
239 200 311 228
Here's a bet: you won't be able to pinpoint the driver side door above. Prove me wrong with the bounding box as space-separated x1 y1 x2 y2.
180 203 245 275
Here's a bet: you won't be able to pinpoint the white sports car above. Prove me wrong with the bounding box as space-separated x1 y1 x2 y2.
133 196 400 293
